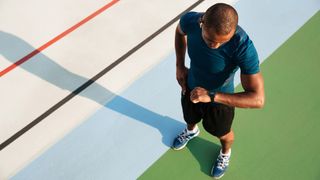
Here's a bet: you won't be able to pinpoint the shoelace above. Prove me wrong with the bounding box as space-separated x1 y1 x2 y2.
216 155 229 169
177 129 191 142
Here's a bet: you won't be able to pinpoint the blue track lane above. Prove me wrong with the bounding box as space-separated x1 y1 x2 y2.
11 53 186 180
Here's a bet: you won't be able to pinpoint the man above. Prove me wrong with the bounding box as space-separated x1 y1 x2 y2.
173 3 265 179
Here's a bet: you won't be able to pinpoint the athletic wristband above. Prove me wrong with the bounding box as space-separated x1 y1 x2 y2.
208 91 216 102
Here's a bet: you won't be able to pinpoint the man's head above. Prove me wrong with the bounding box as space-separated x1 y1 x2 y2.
200 3 238 49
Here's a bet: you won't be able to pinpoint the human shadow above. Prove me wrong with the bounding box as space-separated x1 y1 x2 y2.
187 136 221 176
0 31 184 146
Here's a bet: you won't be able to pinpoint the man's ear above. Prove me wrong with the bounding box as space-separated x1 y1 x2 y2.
199 15 204 28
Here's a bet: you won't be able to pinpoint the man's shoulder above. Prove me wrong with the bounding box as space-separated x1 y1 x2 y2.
180 12 203 33
232 25 249 45
181 11 203 21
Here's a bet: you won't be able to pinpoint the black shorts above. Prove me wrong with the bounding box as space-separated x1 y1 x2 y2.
181 89 235 137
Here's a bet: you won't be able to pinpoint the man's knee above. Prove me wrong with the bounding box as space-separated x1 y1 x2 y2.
219 130 234 142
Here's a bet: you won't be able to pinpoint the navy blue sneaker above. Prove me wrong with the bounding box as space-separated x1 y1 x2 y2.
172 127 200 150
211 150 231 179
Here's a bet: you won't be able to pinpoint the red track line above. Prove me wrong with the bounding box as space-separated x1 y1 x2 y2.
0 0 119 77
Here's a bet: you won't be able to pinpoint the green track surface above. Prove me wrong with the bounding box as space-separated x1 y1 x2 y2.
139 11 320 180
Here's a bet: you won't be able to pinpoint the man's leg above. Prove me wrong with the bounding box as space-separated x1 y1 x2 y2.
202 104 234 179
187 123 197 131
210 130 234 179
172 90 202 150
219 130 234 154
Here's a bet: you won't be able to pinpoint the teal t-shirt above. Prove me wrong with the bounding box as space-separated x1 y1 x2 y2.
180 12 260 93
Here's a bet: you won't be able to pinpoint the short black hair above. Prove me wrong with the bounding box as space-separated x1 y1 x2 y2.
202 3 238 35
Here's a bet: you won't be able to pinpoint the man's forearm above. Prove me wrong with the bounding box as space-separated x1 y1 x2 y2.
214 91 265 108
214 72 265 108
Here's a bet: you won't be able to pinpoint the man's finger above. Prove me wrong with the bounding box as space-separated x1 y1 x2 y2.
190 89 195 97
190 93 198 102
191 99 199 103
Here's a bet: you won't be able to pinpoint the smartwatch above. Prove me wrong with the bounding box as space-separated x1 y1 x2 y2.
208 91 216 102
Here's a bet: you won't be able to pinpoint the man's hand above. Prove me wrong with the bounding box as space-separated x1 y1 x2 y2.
176 66 188 93
190 87 211 103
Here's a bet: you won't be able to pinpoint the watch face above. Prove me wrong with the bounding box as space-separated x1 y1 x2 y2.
209 91 215 96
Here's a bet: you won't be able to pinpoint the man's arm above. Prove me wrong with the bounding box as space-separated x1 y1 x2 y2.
215 72 265 108
190 72 265 108
175 24 188 92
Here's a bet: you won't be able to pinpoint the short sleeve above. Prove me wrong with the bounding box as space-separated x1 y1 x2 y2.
179 12 197 35
235 36 260 74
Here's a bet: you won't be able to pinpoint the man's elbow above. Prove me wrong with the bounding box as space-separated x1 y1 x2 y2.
254 95 265 109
